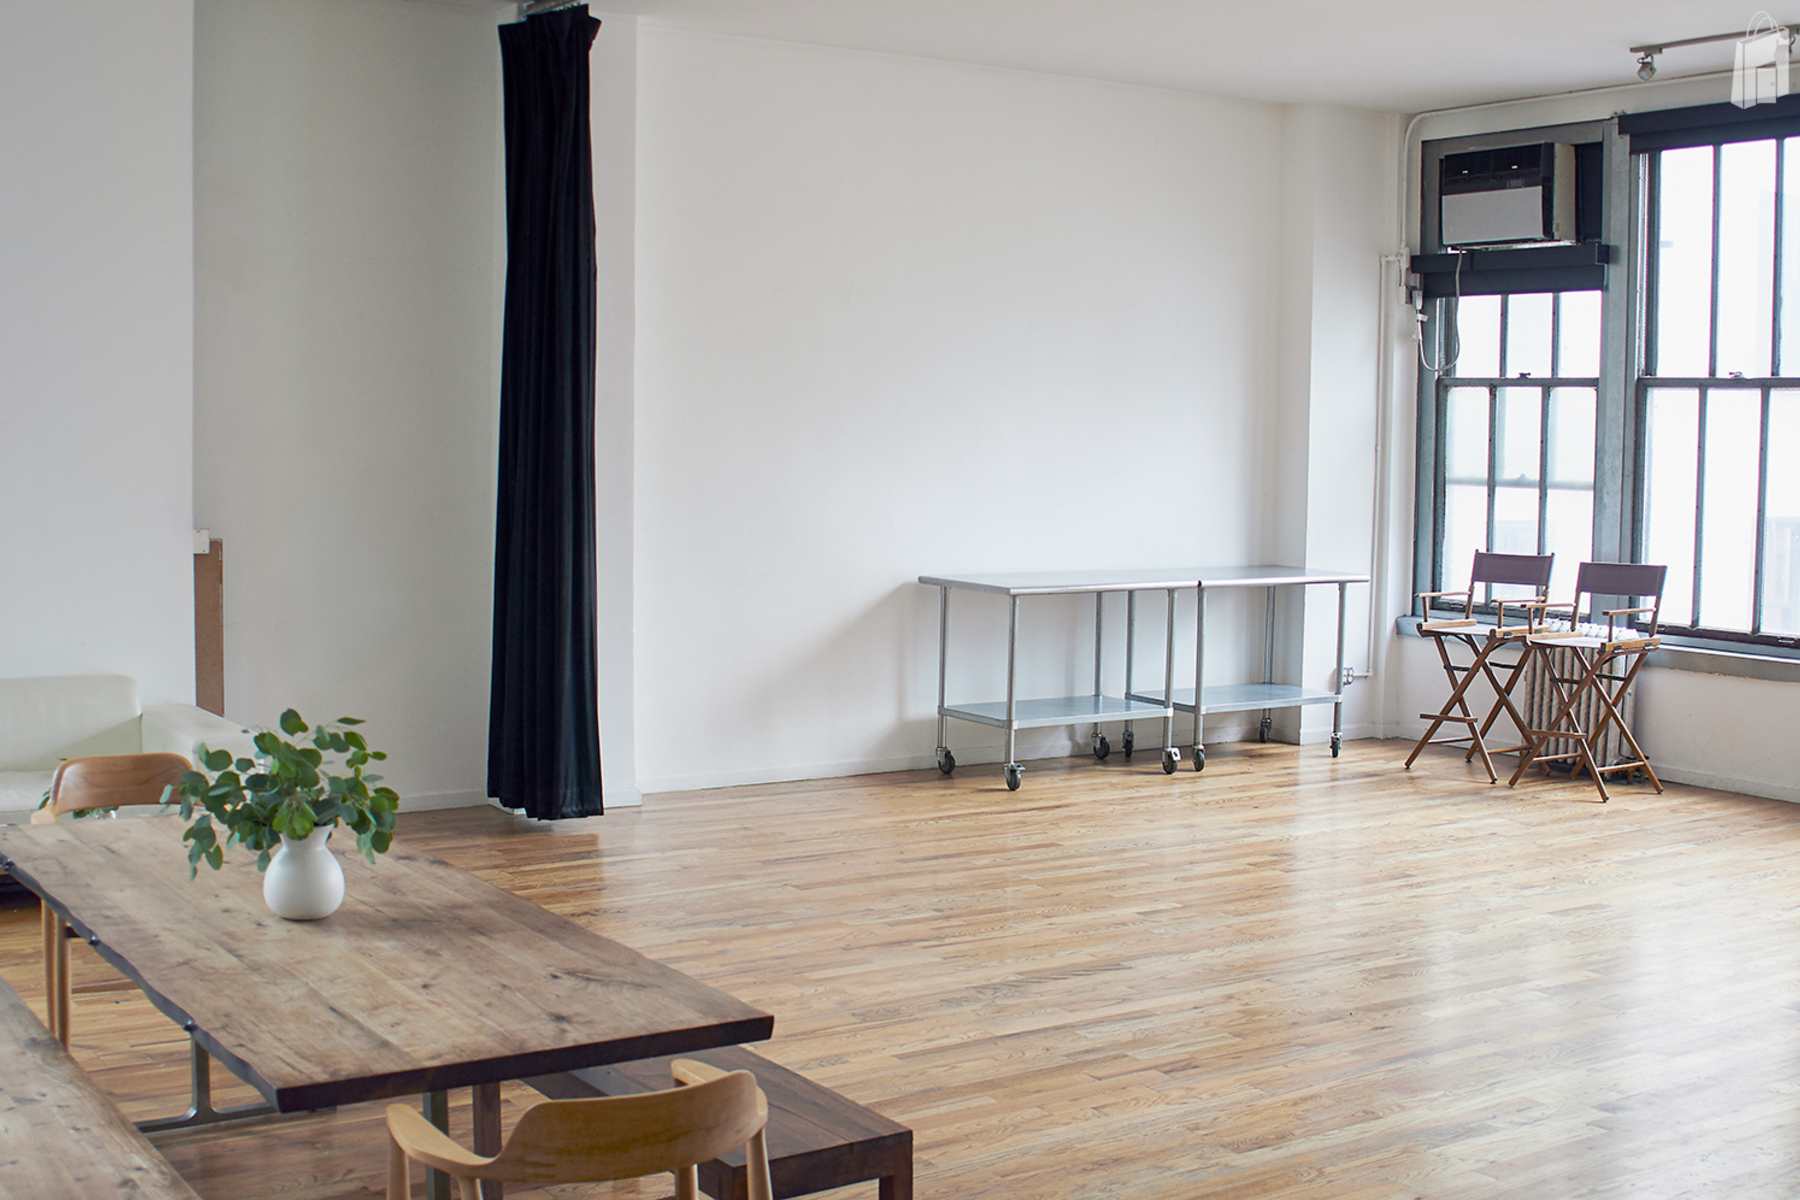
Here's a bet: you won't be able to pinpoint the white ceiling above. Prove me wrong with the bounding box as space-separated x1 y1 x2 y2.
524 0 1756 113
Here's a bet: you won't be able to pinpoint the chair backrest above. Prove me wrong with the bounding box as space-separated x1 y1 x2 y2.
479 1068 765 1185
1470 551 1556 591
1571 561 1667 635
31 753 190 824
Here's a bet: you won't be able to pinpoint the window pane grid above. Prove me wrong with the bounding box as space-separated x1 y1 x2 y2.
1434 371 1598 607
1639 137 1800 646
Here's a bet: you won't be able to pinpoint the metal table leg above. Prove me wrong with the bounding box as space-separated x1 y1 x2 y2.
935 586 954 774
135 1038 277 1133
1091 593 1108 760
1124 591 1137 757
1003 595 1022 790
1332 580 1347 758
1260 588 1276 743
1160 589 1180 774
474 1082 504 1199
1193 584 1207 771
423 1089 451 1200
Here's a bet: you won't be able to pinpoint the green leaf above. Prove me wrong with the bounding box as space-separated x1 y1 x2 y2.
203 747 233 772
279 709 307 735
338 716 364 726
256 847 272 872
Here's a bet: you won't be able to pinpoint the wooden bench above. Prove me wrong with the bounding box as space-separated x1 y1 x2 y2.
0 973 202 1199
527 1045 912 1200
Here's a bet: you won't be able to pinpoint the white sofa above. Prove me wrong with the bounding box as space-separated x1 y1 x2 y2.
0 674 254 823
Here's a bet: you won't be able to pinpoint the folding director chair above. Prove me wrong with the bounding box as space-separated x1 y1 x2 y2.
1507 561 1667 802
1405 551 1555 782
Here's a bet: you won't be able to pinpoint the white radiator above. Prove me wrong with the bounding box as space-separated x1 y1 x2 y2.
1522 645 1638 773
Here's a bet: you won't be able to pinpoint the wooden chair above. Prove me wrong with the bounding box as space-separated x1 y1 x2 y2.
387 1059 773 1200
1507 561 1668 802
1405 551 1556 782
31 753 190 1047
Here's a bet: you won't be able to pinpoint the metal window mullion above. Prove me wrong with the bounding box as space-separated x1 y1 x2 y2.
1775 138 1786 377
1433 378 1450 591
1485 385 1499 602
1693 388 1709 625
1646 151 1663 377
1754 386 1772 632
1538 386 1551 555
1551 292 1563 379
1709 144 1723 379
1499 294 1511 381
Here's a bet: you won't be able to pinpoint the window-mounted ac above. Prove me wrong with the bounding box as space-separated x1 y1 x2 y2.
1440 143 1576 249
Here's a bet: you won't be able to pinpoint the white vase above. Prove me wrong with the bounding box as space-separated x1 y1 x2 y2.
263 826 346 921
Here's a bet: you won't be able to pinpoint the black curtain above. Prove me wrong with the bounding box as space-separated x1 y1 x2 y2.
488 6 604 820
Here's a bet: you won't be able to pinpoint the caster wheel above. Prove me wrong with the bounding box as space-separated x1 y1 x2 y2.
1094 735 1111 762
1161 749 1178 775
1259 717 1271 743
1122 730 1135 757
1330 735 1341 759
1004 764 1022 791
937 749 955 775
1193 747 1206 772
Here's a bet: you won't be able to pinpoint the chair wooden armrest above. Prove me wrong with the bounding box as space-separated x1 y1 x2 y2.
672 1058 730 1087
386 1105 493 1176
1603 606 1657 640
1494 597 1550 631
1416 589 1472 621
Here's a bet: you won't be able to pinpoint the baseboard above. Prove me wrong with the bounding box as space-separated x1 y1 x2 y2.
482 788 643 812
1647 765 1800 805
637 724 1389 796
638 734 1087 794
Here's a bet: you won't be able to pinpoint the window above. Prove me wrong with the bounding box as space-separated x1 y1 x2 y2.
1416 114 1800 653
1435 291 1600 605
1641 138 1800 641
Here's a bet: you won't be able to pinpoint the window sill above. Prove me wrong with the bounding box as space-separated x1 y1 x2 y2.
1394 615 1800 683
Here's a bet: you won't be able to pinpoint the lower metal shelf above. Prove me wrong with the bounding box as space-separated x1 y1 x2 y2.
1128 682 1343 716
940 694 1172 731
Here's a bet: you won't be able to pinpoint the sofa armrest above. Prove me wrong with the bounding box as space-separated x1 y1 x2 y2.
140 705 260 765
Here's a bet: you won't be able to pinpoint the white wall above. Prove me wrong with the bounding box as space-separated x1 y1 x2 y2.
633 29 1306 790
0 0 196 702
194 0 504 806
1269 105 1400 743
593 13 642 806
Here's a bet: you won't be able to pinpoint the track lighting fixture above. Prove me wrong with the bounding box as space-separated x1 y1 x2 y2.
1630 22 1795 83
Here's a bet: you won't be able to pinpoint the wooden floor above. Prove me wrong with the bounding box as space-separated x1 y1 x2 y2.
4 739 1799 1199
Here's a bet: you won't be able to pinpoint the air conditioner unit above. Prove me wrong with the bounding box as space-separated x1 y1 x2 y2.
1440 143 1576 248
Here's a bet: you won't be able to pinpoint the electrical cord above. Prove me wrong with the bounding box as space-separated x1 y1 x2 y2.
1416 250 1464 375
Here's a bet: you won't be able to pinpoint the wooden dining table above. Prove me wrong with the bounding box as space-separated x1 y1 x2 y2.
0 817 773 1199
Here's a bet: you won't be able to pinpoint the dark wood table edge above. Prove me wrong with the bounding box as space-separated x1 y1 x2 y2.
1 851 774 1111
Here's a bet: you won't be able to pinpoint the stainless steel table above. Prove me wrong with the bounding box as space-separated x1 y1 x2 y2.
920 567 1369 785
1120 566 1369 771
918 571 1191 789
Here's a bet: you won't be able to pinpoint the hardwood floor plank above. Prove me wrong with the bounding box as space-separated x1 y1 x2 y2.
0 741 1796 1197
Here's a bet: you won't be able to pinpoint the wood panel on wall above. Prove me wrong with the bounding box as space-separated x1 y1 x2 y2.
193 537 223 716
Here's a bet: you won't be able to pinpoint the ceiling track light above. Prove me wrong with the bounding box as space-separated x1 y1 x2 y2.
1629 21 1797 83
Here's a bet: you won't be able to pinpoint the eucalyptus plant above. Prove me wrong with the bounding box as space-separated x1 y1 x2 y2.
169 708 399 877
